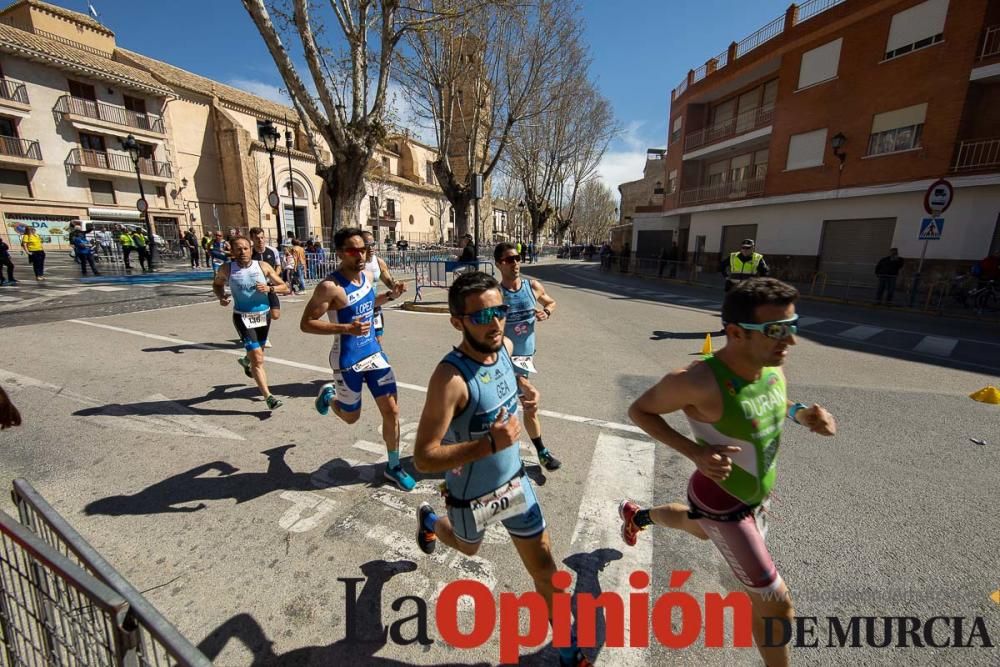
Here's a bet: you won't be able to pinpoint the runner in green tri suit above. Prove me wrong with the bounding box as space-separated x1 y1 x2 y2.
618 277 836 667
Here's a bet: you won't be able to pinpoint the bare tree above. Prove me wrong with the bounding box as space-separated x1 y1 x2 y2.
422 195 451 243
504 31 617 246
572 179 617 244
242 0 455 229
247 150 274 229
398 0 577 243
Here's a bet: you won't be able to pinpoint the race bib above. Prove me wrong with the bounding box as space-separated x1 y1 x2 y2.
470 477 528 531
755 497 771 541
373 312 384 330
241 311 268 329
511 356 537 374
351 352 389 373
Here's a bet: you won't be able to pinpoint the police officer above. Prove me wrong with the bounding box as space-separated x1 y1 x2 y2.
723 238 768 292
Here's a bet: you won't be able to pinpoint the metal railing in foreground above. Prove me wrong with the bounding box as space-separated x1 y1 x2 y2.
0 509 132 666
10 479 211 667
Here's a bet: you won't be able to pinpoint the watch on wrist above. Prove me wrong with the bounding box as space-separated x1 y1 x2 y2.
543 307 551 316
787 402 807 423
487 432 497 453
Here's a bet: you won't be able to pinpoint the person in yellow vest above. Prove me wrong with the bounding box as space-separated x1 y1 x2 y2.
117 225 135 270
723 238 769 292
131 230 150 272
20 226 45 281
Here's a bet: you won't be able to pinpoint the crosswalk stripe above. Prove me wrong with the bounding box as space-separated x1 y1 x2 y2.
840 325 883 340
913 336 958 357
568 433 655 664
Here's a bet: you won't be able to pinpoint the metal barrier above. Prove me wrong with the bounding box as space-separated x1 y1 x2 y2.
0 509 134 666
9 479 211 667
413 258 496 302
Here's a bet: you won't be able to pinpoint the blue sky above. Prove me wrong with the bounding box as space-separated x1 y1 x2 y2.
62 0 791 190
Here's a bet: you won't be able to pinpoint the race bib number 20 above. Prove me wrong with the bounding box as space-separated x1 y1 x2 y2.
471 477 528 531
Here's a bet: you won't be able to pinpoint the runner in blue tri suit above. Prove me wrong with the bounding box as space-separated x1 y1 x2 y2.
300 227 412 490
494 242 562 471
412 271 590 667
212 237 289 410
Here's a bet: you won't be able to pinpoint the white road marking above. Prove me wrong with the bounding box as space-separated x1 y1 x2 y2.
796 316 825 327
68 319 643 435
913 336 959 357
568 433 655 665
278 491 338 532
840 325 884 341
353 440 388 457
0 296 18 302
86 286 129 292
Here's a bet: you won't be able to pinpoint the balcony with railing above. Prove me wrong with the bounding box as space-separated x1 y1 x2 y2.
672 0 847 101
0 136 41 166
952 138 1000 172
54 95 165 137
66 148 172 181
0 79 29 108
684 105 775 153
679 175 766 206
979 25 1000 61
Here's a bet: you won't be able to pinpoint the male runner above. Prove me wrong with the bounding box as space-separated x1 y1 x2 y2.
618 277 836 667
412 271 589 666
362 230 406 344
301 227 412 490
249 227 282 347
494 242 561 471
212 237 289 410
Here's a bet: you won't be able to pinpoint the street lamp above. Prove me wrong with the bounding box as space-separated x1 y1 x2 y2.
517 200 525 243
123 134 154 271
260 119 283 245
831 132 847 169
285 122 297 245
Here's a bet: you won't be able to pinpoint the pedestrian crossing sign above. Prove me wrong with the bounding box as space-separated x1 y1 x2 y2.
919 217 944 240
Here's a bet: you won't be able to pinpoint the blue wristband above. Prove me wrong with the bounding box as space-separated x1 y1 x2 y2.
787 402 807 423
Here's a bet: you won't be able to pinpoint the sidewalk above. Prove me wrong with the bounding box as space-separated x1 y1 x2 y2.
600 258 1000 324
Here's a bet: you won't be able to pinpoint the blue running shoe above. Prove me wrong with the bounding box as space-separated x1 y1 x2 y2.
384 465 415 491
315 382 335 416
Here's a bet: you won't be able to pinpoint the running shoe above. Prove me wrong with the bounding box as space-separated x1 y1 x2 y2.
384 465 416 491
315 382 335 416
265 395 283 410
618 499 643 547
416 502 437 554
264 338 273 348
238 356 252 378
538 448 562 471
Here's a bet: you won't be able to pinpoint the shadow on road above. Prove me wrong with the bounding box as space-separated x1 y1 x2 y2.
84 445 420 516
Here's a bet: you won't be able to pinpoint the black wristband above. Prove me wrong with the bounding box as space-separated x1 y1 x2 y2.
487 432 496 453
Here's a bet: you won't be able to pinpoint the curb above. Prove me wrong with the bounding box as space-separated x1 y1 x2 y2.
401 300 450 314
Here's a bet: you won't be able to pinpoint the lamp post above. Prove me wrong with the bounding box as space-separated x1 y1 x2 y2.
123 134 154 271
284 117 297 244
517 200 525 243
261 119 282 245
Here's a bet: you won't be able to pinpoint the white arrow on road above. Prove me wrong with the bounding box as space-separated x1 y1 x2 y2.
0 369 244 440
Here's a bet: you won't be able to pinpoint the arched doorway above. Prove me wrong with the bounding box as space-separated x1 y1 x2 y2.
281 178 309 241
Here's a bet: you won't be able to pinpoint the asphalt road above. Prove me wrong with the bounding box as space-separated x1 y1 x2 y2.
1 259 998 666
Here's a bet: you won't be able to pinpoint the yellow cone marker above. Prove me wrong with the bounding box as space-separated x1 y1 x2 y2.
969 385 1000 404
701 333 713 356
992 590 1000 605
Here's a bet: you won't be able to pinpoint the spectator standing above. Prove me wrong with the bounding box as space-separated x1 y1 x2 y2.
183 228 201 268
0 238 17 285
71 227 100 276
874 248 904 305
117 225 135 271
20 226 45 281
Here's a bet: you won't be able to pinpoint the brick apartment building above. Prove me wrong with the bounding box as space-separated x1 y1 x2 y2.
620 0 1000 283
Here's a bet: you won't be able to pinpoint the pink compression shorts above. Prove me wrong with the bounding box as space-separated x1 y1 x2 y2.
687 471 783 594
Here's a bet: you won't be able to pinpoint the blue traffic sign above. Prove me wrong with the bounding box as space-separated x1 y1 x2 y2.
919 217 944 240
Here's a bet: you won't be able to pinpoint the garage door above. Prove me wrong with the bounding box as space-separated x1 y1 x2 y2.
720 224 758 256
819 218 896 283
